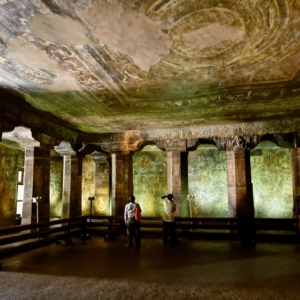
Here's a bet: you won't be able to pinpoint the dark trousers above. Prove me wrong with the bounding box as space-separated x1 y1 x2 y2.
163 220 177 245
126 217 141 246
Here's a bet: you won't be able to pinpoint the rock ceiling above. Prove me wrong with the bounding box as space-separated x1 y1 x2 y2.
1 0 300 141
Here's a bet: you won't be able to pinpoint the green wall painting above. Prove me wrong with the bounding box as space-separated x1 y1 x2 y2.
82 155 96 215
250 141 293 218
133 146 168 217
50 154 63 219
188 145 228 217
0 144 24 228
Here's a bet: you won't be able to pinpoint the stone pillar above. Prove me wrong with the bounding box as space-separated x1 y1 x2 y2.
55 142 83 219
166 151 189 216
99 137 141 217
92 152 110 215
156 139 192 217
290 147 300 208
22 146 51 224
214 136 257 244
226 149 254 219
111 151 133 216
21 132 60 225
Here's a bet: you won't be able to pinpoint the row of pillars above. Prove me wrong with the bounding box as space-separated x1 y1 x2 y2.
18 140 300 225
21 145 83 225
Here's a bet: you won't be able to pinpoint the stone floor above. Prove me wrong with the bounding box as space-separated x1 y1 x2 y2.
0 235 300 300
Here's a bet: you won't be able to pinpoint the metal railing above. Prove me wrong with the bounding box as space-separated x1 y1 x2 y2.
0 216 86 257
1 216 299 259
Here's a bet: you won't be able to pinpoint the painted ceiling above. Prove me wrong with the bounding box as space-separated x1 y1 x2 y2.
0 0 300 136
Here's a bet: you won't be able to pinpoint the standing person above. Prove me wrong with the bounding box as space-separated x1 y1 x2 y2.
124 195 142 247
161 193 178 245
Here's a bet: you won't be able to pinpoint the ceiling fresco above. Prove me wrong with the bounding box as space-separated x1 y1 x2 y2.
0 0 300 135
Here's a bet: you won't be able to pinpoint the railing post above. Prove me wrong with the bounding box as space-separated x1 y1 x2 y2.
64 220 73 245
104 216 115 241
80 216 90 240
58 219 73 246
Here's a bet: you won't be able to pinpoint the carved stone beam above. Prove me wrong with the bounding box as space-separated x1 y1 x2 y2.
154 139 190 152
73 143 101 156
31 131 61 150
187 139 201 151
100 140 142 154
213 135 261 151
82 131 143 144
272 133 296 148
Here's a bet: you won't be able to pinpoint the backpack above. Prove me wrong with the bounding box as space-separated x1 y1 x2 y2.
135 204 142 221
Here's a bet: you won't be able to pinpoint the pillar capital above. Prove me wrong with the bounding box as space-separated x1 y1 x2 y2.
1 127 40 148
91 151 109 163
273 133 296 148
213 135 260 151
100 140 141 154
54 141 76 156
155 139 190 152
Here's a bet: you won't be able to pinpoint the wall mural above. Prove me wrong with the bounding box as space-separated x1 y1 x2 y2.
188 146 228 218
0 144 23 227
49 157 63 219
250 141 293 218
133 147 168 217
81 156 96 215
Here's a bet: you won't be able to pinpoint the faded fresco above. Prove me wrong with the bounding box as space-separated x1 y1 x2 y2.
250 141 293 218
49 154 63 219
0 144 24 227
133 146 168 217
81 155 96 215
94 160 110 216
188 145 228 217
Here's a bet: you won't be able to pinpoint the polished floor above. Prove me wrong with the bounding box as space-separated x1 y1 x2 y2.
0 234 300 300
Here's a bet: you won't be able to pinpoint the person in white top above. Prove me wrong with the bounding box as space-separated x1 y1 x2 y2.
161 193 178 245
124 195 142 247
